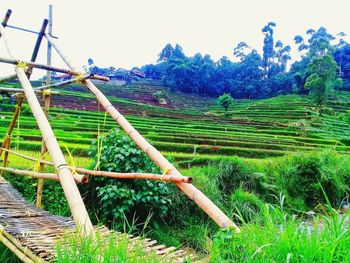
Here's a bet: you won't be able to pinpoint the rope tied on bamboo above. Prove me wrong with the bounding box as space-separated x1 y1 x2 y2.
75 73 85 83
161 167 173 181
16 61 27 70
42 89 51 97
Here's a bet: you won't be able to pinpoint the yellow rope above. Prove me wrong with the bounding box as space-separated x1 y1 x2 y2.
43 89 51 97
160 167 172 181
16 61 27 70
75 73 84 83
33 151 48 173
64 145 77 175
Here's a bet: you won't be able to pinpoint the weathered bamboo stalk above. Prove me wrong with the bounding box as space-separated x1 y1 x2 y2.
0 166 60 181
0 148 191 183
1 9 12 27
0 139 10 177
0 24 93 235
46 5 53 85
34 73 91 91
0 87 60 95
15 68 93 234
36 93 50 208
46 34 240 231
0 96 24 164
0 166 88 183
1 229 44 263
0 148 88 183
0 228 34 263
0 57 109 81
26 19 48 77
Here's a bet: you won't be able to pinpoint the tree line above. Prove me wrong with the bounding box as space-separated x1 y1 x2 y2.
141 23 350 99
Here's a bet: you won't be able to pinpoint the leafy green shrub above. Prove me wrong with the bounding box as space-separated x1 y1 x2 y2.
86 128 171 226
214 158 275 199
152 91 168 104
273 151 350 208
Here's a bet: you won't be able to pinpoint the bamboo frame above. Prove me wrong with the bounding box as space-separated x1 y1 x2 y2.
46 34 240 231
0 57 109 81
0 148 191 183
0 23 93 235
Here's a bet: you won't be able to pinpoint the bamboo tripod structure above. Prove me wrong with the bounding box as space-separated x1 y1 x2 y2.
0 7 240 241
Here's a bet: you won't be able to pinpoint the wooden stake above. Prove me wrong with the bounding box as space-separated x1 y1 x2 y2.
46 34 240 231
0 96 24 177
36 93 50 208
0 23 93 235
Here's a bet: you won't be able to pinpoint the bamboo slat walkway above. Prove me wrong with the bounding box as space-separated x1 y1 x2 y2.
0 176 201 262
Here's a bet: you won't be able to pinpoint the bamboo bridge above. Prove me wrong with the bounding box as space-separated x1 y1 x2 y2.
0 7 238 262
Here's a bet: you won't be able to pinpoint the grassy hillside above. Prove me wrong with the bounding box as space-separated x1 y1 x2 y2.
0 81 349 167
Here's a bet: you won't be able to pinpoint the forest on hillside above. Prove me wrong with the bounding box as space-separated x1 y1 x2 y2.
142 22 350 99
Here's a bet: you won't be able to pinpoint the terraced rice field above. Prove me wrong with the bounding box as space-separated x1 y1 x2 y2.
0 82 349 167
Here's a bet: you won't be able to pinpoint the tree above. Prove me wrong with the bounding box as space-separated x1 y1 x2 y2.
304 55 342 112
262 22 276 77
217 93 234 117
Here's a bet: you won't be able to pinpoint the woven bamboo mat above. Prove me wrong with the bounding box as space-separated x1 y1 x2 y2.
0 177 205 262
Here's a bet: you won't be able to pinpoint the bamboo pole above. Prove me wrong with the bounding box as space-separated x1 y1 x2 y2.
0 227 34 263
0 57 109 81
34 73 92 91
0 166 87 183
0 96 24 177
0 148 191 183
1 229 44 263
0 87 60 95
46 34 240 231
1 9 12 27
0 148 88 183
0 24 93 235
36 93 50 208
0 166 61 181
46 5 53 85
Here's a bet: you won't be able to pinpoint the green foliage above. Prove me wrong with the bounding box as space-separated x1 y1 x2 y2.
214 158 275 199
305 55 343 109
0 243 19 263
217 93 234 116
272 151 350 209
56 229 159 263
211 197 350 262
86 128 171 226
230 188 264 223
152 90 168 104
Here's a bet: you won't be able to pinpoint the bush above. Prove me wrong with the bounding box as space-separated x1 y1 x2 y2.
273 151 350 209
85 128 172 227
213 158 276 199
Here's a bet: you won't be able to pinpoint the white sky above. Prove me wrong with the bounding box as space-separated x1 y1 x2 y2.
1 0 350 79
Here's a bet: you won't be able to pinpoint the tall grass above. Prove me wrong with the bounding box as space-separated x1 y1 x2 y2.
56 229 162 263
212 193 350 262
